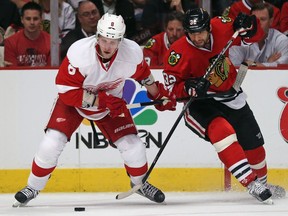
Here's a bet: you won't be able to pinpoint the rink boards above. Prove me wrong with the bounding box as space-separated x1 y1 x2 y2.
0 68 287 192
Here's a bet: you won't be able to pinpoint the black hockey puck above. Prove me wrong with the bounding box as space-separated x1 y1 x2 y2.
74 207 85 211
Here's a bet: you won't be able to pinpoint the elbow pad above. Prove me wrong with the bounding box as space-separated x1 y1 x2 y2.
139 74 155 86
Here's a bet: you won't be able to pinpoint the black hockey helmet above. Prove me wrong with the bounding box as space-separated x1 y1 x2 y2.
183 8 210 33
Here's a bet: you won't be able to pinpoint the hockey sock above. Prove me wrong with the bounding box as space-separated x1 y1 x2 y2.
32 159 56 177
245 146 267 184
208 117 256 187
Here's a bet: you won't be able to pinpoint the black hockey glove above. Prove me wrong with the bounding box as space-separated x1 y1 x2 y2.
233 12 257 38
184 77 210 97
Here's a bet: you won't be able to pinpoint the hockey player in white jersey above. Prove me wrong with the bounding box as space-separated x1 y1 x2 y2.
13 13 177 207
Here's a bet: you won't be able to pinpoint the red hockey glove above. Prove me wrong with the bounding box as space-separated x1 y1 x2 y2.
147 81 176 111
98 91 127 118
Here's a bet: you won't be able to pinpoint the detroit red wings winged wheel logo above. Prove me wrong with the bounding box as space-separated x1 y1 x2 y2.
277 87 288 143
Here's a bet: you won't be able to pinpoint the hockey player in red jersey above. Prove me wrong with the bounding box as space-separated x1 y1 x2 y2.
13 13 177 207
143 11 185 67
163 8 285 204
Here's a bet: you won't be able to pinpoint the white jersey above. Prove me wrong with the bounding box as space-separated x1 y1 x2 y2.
56 36 151 120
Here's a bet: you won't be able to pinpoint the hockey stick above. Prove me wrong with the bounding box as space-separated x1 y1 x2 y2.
89 120 100 145
116 29 242 200
126 90 236 109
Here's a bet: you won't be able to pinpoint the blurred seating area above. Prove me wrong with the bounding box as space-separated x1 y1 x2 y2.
1 0 288 67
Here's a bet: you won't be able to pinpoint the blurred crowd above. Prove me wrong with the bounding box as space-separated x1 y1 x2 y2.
0 0 288 67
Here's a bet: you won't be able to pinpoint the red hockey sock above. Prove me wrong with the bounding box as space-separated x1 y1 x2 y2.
124 163 148 177
32 159 56 177
245 146 267 183
208 117 256 187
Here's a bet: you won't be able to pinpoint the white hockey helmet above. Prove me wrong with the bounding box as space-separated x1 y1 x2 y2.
96 13 126 40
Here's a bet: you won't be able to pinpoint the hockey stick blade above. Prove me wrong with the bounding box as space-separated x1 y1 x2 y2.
116 184 142 200
233 62 248 92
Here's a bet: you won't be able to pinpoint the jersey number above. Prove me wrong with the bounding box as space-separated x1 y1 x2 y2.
163 72 176 86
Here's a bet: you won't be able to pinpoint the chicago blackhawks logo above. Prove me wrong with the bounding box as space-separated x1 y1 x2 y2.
277 87 288 143
168 50 181 66
144 38 156 49
208 55 230 87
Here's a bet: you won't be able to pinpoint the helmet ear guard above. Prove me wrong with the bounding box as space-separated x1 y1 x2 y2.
96 13 126 41
183 8 211 33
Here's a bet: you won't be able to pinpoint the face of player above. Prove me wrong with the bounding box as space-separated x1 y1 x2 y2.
252 8 272 35
187 30 210 48
166 19 185 45
97 35 120 59
21 9 42 34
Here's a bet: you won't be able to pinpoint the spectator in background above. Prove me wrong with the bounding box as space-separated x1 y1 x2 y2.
211 0 231 17
37 0 76 38
223 0 281 30
11 0 30 10
4 1 51 67
0 0 22 44
280 1 288 36
265 0 287 9
129 0 147 44
60 0 100 61
93 0 137 40
139 0 198 45
229 2 288 67
143 11 185 66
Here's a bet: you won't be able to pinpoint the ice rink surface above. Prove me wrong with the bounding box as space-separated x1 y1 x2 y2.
0 191 287 216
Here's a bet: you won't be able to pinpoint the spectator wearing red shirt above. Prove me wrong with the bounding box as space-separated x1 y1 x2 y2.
4 1 50 67
143 11 185 66
223 0 281 30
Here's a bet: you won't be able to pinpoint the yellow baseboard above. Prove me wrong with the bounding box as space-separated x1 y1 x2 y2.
1 168 288 193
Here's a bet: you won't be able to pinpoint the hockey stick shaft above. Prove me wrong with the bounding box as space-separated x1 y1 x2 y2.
204 30 240 79
142 96 194 183
89 120 100 145
126 91 235 109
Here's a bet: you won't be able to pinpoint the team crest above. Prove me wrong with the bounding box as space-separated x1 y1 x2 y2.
144 38 156 49
208 55 230 87
168 51 181 66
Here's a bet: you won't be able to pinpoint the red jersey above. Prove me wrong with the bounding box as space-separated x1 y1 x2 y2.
224 0 280 30
143 32 170 67
163 16 263 99
280 2 288 34
4 30 51 66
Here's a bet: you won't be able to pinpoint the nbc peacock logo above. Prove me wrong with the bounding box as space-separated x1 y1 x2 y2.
123 79 158 125
76 79 161 149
